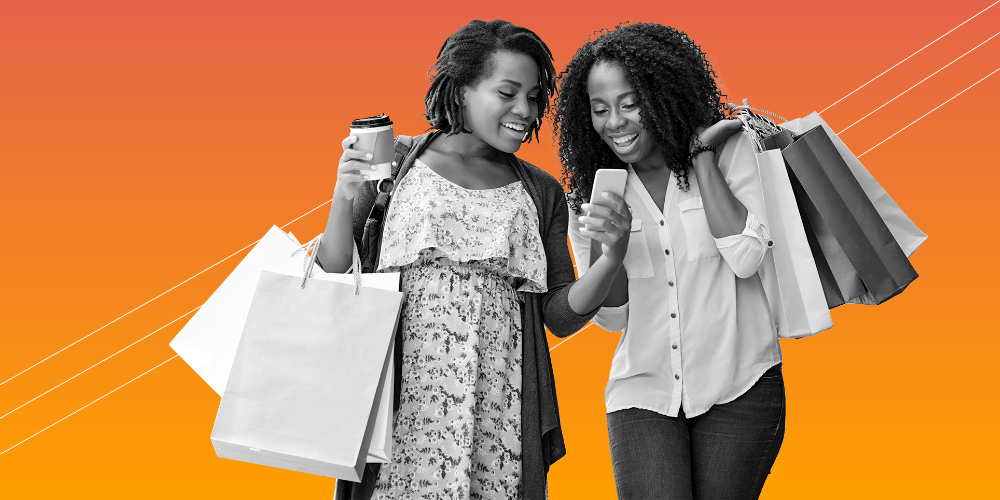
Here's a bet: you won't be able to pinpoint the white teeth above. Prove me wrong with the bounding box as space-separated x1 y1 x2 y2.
502 123 526 132
613 133 638 145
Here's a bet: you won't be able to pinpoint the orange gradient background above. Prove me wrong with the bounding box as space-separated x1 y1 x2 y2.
2 0 998 498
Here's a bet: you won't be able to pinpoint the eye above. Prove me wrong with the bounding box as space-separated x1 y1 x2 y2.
499 91 515 99
528 94 539 102
622 101 639 111
591 107 609 117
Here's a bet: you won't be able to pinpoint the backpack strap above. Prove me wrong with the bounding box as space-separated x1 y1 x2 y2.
359 135 414 273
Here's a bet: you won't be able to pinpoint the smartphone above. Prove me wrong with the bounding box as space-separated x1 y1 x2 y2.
589 169 628 209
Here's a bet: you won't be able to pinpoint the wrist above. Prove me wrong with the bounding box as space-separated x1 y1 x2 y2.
688 136 717 161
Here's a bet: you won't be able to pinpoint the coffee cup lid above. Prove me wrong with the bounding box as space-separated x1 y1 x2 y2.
351 114 393 128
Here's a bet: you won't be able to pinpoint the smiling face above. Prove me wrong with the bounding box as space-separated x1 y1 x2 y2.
587 61 662 169
461 50 540 153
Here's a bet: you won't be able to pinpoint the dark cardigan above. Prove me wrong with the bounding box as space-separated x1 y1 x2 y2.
335 132 594 499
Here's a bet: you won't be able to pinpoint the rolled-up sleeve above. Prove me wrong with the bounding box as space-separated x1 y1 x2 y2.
715 130 772 279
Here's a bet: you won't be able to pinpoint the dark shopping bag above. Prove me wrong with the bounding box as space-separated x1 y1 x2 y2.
765 126 918 306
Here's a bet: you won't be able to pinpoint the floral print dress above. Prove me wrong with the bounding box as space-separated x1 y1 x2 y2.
373 159 547 499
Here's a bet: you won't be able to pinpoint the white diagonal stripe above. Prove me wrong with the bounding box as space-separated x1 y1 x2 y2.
820 0 999 113
0 308 199 421
0 199 331 387
0 356 177 457
858 66 1000 158
839 30 999 134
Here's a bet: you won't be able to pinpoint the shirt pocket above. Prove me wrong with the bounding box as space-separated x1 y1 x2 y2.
678 196 720 262
623 221 654 279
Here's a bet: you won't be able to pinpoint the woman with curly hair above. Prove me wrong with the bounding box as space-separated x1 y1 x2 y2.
555 23 784 499
322 19 629 500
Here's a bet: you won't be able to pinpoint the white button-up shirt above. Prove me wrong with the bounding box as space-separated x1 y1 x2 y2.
569 131 782 418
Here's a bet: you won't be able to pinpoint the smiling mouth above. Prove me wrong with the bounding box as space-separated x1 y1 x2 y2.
502 122 526 132
612 133 638 148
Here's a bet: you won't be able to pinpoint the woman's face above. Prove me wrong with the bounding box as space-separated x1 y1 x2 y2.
587 61 660 168
461 50 540 153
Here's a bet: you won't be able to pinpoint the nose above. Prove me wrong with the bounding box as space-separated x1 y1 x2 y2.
511 94 531 119
607 108 626 130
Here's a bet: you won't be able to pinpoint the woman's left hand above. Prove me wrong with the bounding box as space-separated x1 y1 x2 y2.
694 118 743 150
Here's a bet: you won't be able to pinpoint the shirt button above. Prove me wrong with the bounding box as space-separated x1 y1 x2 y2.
670 313 676 318
674 374 680 380
664 249 670 255
767 240 774 247
672 344 678 349
659 220 665 226
668 281 674 287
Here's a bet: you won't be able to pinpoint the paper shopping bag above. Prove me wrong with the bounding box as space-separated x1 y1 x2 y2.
169 225 322 396
754 148 833 338
776 126 918 305
210 269 404 481
782 112 927 257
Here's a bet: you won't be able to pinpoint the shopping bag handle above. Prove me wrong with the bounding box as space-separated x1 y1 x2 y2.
294 234 363 295
726 99 787 123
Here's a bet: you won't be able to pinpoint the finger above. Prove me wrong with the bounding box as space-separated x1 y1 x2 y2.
340 148 374 164
337 173 371 184
601 192 632 217
338 158 376 174
341 135 359 151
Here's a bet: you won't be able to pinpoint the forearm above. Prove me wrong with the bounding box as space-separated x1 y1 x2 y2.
692 152 748 238
567 251 625 315
315 196 356 273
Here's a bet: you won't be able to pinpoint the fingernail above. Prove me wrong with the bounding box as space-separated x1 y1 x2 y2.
364 175 371 179
601 192 609 198
370 165 377 170
365 153 373 159
581 204 592 210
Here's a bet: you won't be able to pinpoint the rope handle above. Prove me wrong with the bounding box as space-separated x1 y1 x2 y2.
726 99 788 123
292 234 362 295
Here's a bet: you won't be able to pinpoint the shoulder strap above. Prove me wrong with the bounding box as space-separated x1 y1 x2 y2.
360 135 415 273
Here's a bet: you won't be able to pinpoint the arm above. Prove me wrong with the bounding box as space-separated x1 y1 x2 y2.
692 123 770 278
567 206 629 332
315 136 377 273
566 192 631 315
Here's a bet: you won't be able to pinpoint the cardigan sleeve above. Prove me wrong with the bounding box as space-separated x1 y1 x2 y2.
537 176 597 338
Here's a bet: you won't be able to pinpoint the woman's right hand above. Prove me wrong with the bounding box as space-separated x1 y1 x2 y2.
333 135 376 201
578 192 632 265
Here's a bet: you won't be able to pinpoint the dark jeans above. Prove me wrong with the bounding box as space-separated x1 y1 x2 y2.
607 364 786 500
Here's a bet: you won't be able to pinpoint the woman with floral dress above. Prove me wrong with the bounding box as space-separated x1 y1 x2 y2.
320 19 631 500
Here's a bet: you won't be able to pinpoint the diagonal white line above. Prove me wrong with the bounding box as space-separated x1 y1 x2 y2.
858 66 1000 158
549 322 595 351
0 356 177 457
0 199 331 387
0 307 199 421
839 30 1000 134
820 0 999 114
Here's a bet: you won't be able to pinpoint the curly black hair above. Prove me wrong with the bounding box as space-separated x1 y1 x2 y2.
554 23 729 212
425 19 556 144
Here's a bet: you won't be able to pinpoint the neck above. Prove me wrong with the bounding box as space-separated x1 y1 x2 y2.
436 131 504 161
630 146 669 175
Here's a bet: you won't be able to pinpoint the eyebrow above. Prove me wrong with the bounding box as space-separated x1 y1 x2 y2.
499 79 541 91
590 90 637 104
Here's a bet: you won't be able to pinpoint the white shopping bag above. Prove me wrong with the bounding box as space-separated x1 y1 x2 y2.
169 226 320 396
754 149 833 338
169 226 397 463
210 246 404 482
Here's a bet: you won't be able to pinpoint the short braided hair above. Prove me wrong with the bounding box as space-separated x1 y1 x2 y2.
425 19 556 143
555 23 729 211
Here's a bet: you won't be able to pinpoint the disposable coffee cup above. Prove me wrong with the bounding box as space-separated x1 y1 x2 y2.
350 114 394 181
